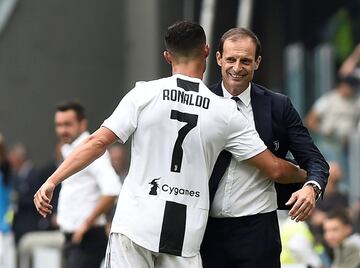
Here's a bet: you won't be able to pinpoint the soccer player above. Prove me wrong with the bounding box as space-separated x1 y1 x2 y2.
34 21 306 268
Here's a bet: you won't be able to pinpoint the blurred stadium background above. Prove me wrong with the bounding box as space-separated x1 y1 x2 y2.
0 0 357 165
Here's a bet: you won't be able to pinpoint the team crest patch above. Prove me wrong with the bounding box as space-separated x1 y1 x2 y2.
273 140 280 151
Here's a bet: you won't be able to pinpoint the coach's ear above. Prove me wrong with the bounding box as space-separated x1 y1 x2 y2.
163 51 172 64
254 55 262 70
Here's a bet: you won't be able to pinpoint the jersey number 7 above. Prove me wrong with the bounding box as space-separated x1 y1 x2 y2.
170 110 198 173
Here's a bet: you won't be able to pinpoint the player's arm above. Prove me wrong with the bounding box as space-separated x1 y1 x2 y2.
34 126 118 218
245 149 307 184
339 43 360 77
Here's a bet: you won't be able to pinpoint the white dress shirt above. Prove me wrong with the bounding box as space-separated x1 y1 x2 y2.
57 131 122 232
210 83 278 218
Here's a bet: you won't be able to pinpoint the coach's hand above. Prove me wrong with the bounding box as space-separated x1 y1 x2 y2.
34 181 55 218
285 185 316 222
72 221 91 244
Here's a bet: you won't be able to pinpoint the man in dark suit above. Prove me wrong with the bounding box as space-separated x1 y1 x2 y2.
200 28 329 268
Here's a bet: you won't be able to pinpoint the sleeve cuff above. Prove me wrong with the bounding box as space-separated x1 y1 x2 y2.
303 181 322 200
303 180 321 190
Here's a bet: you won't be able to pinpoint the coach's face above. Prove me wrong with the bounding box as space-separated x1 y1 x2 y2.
216 37 261 95
55 110 86 144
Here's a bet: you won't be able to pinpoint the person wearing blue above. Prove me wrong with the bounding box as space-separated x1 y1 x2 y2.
0 170 11 235
0 134 15 268
0 146 11 234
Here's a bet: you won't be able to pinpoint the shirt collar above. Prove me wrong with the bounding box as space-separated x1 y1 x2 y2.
221 82 252 107
63 131 90 151
173 73 203 84
72 131 89 147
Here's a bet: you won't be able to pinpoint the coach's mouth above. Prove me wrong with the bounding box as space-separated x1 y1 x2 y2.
228 72 246 80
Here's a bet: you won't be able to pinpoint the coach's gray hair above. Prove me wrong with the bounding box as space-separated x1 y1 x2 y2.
218 28 261 59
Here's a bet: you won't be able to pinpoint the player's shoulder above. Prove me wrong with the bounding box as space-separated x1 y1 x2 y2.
199 84 233 105
133 77 167 89
204 90 239 117
135 75 187 92
129 77 171 98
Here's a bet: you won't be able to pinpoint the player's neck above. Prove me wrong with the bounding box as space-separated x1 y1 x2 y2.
171 61 205 80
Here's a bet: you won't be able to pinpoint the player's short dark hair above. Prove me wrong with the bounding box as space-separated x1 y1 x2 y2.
56 100 86 121
326 209 352 226
218 27 262 59
164 21 206 59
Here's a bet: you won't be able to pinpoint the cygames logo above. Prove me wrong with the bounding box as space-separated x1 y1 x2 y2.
148 178 200 198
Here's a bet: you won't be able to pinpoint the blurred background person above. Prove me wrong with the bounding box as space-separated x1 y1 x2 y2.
308 161 350 266
15 142 65 268
339 43 360 79
305 75 360 191
105 143 127 235
0 133 15 268
37 141 64 230
323 209 360 268
353 200 360 234
108 142 128 183
8 143 43 245
280 215 325 268
54 101 121 268
317 161 349 213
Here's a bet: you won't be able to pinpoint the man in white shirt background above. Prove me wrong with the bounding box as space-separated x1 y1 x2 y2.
54 101 121 268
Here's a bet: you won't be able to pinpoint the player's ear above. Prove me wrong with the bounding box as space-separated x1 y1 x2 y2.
204 44 210 58
163 51 172 64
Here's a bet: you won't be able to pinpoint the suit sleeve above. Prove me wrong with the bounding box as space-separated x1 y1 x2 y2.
283 96 329 192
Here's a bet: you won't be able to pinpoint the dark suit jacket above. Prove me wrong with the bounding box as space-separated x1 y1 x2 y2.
209 82 329 209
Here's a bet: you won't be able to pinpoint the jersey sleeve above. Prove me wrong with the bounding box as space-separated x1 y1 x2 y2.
224 107 267 161
102 86 141 143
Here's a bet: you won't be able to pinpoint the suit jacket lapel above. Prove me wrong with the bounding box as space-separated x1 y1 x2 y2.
251 83 272 148
212 82 224 97
212 81 272 147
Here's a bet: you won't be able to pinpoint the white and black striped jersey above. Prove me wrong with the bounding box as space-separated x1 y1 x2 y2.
102 74 266 257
